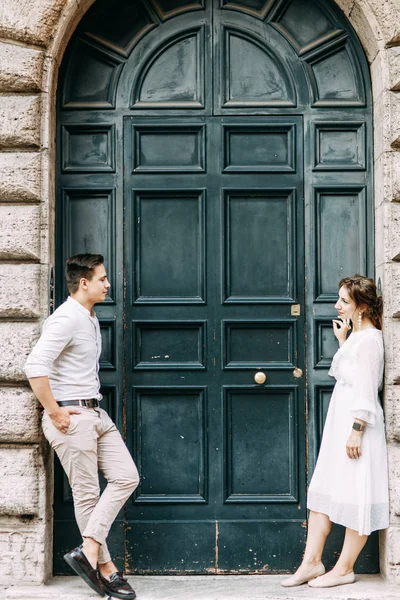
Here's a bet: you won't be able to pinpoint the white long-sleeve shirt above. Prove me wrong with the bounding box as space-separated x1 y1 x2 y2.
24 296 102 402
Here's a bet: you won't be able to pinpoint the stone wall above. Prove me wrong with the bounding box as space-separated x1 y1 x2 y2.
0 0 398 585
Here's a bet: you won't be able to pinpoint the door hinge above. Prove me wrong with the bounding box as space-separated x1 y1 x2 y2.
291 304 301 316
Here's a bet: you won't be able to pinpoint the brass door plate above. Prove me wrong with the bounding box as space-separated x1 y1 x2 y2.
291 304 301 316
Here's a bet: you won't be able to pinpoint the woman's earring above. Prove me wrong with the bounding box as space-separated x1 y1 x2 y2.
358 311 363 331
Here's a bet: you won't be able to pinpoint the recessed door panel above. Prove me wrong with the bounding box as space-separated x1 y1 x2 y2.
223 320 295 368
223 124 295 172
133 387 207 502
132 190 205 303
132 124 205 172
314 187 367 301
223 30 295 106
225 387 298 501
223 190 296 302
133 321 206 369
61 188 116 304
133 28 206 108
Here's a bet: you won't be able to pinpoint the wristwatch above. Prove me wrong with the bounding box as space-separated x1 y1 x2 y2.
352 422 365 432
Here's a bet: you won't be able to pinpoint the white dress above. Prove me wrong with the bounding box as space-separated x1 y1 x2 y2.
307 328 389 535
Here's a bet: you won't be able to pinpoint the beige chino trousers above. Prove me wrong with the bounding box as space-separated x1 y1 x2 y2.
42 407 139 564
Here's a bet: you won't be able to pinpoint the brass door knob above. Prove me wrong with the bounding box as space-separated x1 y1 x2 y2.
254 371 266 384
293 368 303 378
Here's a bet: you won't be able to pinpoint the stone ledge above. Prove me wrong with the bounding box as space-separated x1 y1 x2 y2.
0 205 41 261
0 322 40 382
0 96 41 150
2 574 399 600
0 153 41 203
0 43 44 92
0 446 39 516
0 387 41 443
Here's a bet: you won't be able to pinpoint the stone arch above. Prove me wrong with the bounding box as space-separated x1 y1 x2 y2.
0 0 399 584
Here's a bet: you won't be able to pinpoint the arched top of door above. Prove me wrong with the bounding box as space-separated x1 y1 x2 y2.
58 0 371 115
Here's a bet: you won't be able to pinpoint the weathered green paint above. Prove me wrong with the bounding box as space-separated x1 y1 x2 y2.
55 0 376 574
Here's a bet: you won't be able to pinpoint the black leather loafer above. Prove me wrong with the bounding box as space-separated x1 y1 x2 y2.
99 570 136 599
64 545 105 597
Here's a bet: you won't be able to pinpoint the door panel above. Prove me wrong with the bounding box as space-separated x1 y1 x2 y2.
133 190 206 302
224 387 298 501
223 320 295 369
133 387 207 502
222 123 296 172
223 190 296 301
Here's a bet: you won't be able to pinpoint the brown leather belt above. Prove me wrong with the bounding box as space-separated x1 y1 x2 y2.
57 399 99 408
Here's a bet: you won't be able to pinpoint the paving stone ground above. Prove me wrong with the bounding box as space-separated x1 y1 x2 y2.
1 574 399 600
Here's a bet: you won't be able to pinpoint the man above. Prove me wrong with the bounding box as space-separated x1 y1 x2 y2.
25 254 139 599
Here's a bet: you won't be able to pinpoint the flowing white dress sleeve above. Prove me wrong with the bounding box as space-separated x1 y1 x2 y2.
348 335 383 427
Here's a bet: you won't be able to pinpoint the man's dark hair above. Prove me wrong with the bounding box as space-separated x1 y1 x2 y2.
65 254 104 293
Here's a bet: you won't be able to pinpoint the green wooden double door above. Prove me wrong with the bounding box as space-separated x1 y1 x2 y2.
55 0 377 573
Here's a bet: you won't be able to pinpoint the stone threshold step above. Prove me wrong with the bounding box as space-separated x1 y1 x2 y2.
2 575 399 600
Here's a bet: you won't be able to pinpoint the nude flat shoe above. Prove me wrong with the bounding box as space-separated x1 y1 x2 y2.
281 563 325 587
308 571 355 588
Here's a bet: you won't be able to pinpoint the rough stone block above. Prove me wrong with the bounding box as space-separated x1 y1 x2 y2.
382 303 400 384
0 447 39 516
382 525 400 582
392 152 400 203
0 43 44 92
388 47 400 91
0 205 41 260
346 0 380 63
0 523 48 583
0 264 43 318
384 384 400 441
370 50 387 102
387 525 400 568
374 199 400 269
374 151 396 207
0 96 40 150
368 0 400 49
0 322 40 383
0 153 41 202
374 151 397 213
374 92 400 159
388 202 400 258
0 0 67 47
374 201 390 268
0 388 41 443
388 444 400 519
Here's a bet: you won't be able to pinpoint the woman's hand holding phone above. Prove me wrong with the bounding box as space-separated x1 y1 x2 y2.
332 317 351 346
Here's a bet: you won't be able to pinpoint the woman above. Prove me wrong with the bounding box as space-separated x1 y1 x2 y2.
282 275 389 588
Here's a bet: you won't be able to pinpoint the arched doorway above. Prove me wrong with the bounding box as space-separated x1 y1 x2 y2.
55 0 376 574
